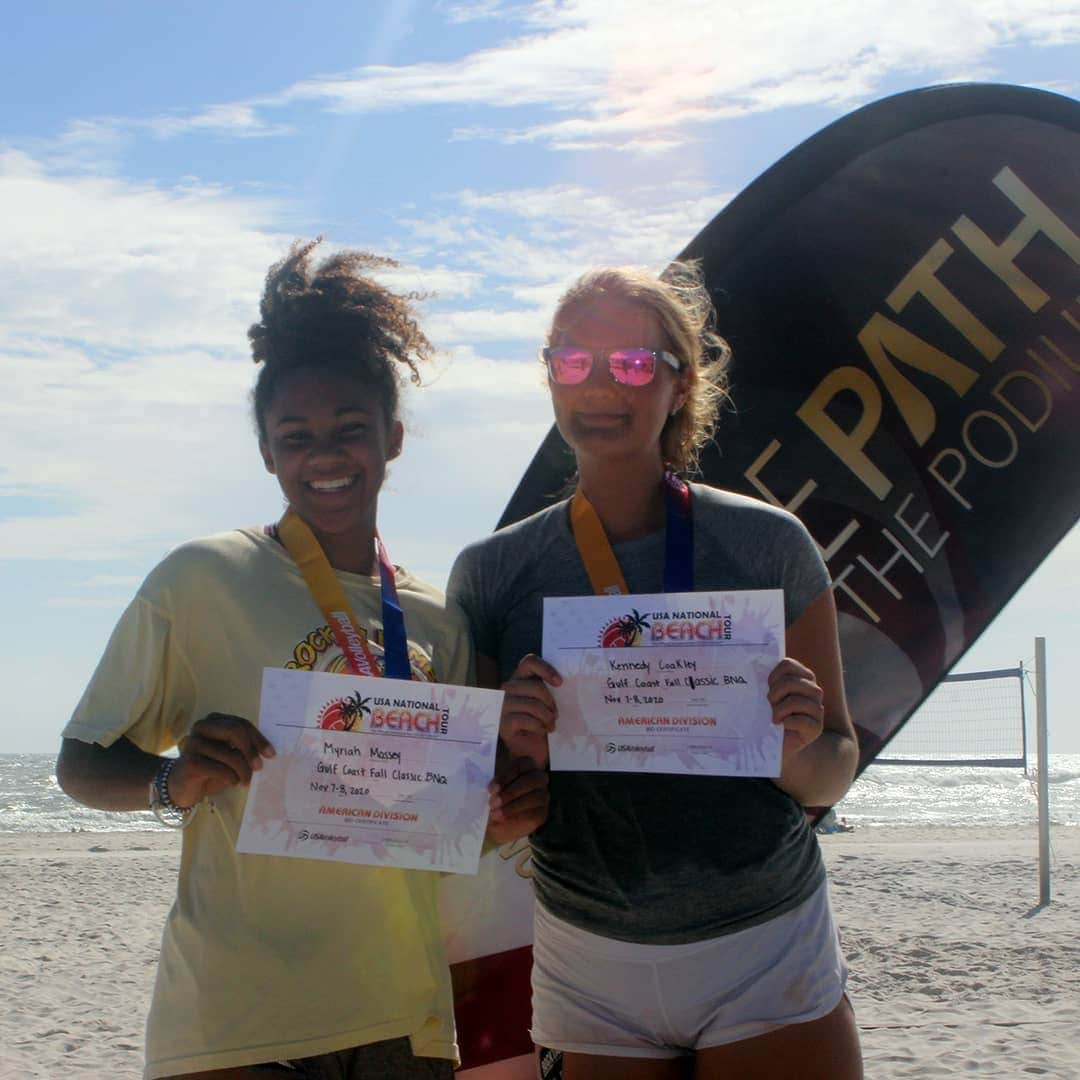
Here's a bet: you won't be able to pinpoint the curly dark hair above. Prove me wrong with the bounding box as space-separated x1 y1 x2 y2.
249 238 434 439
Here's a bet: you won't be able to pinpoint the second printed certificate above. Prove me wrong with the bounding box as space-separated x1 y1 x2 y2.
542 589 785 777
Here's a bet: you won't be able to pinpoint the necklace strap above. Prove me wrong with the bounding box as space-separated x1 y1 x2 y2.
277 510 412 680
374 531 412 680
661 471 694 593
570 489 630 595
569 471 694 597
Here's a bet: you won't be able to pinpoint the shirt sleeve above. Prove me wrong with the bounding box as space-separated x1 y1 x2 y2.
440 595 477 689
779 513 831 625
63 594 198 755
446 543 499 661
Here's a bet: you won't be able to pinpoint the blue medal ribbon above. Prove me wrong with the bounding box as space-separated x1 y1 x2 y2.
661 471 694 593
375 534 413 680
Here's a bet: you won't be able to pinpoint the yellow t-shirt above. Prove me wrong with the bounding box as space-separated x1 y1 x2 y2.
64 528 473 1078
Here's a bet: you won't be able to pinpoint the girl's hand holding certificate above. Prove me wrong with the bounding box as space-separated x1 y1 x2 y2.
170 713 276 808
495 653 561 767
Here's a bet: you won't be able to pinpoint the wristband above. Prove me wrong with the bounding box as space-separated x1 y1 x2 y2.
149 758 198 829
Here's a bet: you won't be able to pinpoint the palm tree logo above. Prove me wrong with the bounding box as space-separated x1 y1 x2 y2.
318 690 372 732
599 609 650 647
338 692 372 732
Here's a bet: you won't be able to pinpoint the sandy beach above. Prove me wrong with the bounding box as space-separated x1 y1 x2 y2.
1 826 1077 1079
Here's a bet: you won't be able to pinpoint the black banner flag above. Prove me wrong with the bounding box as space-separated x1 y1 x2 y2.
499 83 1080 772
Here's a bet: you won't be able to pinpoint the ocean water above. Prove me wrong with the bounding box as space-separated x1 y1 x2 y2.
835 753 1080 828
2 752 1078 833
0 753 164 833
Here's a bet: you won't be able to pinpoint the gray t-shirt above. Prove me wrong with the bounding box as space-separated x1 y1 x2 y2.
448 483 830 944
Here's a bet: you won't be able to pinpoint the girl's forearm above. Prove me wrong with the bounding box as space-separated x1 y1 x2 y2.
56 736 163 812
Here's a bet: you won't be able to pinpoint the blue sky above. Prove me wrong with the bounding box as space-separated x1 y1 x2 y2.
2 0 1078 754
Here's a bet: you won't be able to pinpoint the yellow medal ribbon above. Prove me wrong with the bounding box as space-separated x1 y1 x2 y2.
277 509 382 677
570 488 629 596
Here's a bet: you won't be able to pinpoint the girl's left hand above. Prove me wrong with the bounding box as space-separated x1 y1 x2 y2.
768 657 826 760
486 754 549 845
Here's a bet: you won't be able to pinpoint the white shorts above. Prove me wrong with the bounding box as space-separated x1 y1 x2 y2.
530 882 848 1059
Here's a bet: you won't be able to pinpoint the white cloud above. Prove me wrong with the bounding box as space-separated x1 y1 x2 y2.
0 155 294 562
45 596 136 609
378 263 485 300
0 151 285 354
376 177 738 357
77 575 143 588
425 307 549 344
455 185 624 224
144 103 293 140
0 338 271 561
399 180 735 296
52 104 293 149
45 118 135 173
435 0 517 23
13 0 1075 188
115 0 1079 153
1026 77 1080 97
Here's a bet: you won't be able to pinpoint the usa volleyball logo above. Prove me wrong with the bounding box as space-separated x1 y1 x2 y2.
597 609 650 648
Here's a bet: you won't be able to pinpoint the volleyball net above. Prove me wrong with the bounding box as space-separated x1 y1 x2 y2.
875 666 1028 769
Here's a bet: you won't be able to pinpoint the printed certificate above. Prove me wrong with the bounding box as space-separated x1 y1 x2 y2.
542 589 784 776
236 668 502 874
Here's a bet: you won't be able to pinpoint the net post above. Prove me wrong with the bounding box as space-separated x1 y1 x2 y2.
1035 637 1050 906
1019 661 1028 776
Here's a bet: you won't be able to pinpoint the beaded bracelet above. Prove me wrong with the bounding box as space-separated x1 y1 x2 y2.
149 758 198 829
